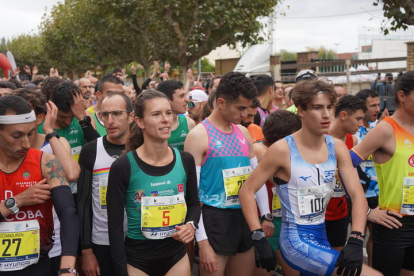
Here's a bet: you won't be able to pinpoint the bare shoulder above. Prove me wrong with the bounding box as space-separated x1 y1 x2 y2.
267 139 289 161
42 153 68 187
186 116 196 131
371 119 394 138
186 122 207 140
253 142 267 162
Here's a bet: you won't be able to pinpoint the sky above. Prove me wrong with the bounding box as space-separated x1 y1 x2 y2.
1 0 413 55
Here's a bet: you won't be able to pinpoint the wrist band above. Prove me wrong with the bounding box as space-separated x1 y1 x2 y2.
350 231 365 242
367 208 371 217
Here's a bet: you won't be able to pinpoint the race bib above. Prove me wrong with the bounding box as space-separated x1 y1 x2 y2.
99 178 108 216
332 171 345 198
71 146 82 162
222 166 252 207
141 194 187 239
271 187 281 217
297 184 332 218
0 220 39 271
401 177 414 215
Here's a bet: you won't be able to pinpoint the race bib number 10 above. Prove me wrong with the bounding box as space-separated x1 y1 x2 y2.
0 220 39 271
222 166 252 207
401 177 414 215
141 194 187 240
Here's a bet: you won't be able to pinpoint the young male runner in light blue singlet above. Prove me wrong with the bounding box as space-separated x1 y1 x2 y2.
239 79 381 276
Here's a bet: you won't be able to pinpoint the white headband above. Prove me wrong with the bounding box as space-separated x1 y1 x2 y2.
0 110 36 124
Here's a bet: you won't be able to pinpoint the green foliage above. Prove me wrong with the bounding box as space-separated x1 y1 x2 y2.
199 58 215 72
279 50 297 61
374 0 414 35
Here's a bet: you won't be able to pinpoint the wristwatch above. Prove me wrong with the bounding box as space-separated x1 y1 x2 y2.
186 221 198 230
45 131 60 142
78 115 91 127
58 268 77 275
5 198 19 214
261 213 273 222
251 229 266 241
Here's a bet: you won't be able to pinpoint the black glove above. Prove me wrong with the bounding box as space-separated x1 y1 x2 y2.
335 234 364 276
253 232 276 272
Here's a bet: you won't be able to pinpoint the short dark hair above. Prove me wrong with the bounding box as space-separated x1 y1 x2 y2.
97 75 123 93
292 78 336 111
41 77 65 101
216 72 257 103
50 82 81 112
250 98 261 108
263 110 302 145
157 80 184 101
0 81 17 91
112 68 122 74
354 89 378 102
251 74 274 96
106 92 133 113
13 89 47 116
334 95 367 118
0 95 32 129
393 71 414 106
8 79 23 89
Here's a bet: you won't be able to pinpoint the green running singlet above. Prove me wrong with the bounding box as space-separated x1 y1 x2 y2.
168 115 189 151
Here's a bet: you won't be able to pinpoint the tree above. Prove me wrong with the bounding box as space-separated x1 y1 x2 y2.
279 50 297 61
199 58 215 72
374 0 414 35
96 0 279 73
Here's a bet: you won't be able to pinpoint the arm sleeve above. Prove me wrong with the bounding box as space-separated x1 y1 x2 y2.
81 122 100 142
350 149 364 167
141 78 151 90
77 142 97 250
107 157 130 276
132 74 142 95
250 157 271 216
52 185 79 257
181 152 200 224
193 165 208 242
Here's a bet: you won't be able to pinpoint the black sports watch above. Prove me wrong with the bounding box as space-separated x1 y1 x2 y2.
261 213 273 222
78 115 91 127
45 131 60 142
251 229 266 241
5 198 19 214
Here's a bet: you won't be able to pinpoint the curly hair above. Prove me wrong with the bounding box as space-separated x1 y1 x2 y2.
50 82 81 112
334 95 367 118
41 77 65 101
292 78 336 111
216 72 257 103
263 110 302 145
13 89 47 116
0 81 17 91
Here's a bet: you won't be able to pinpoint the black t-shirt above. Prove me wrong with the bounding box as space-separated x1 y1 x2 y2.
107 148 200 276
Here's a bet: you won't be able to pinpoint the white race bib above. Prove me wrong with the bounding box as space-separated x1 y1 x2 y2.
297 184 332 220
401 177 414 215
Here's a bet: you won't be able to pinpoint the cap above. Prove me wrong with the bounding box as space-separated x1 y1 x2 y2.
295 69 317 83
189 89 208 102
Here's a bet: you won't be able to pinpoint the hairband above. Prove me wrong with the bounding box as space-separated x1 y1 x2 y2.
0 110 36 124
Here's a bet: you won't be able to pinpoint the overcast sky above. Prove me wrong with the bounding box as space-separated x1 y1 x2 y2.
1 0 413 54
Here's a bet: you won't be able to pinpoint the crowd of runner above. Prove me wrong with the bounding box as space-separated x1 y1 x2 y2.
0 64 413 276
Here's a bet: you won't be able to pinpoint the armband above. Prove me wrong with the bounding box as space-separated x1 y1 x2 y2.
51 185 79 256
350 149 364 167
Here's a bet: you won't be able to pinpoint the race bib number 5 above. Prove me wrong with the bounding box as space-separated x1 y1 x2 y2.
141 194 187 239
401 177 414 215
222 166 252 207
0 220 39 271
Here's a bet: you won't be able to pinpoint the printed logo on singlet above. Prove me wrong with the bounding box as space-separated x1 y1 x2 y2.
133 189 146 203
299 176 312 181
150 180 171 187
405 139 412 147
324 170 336 183
69 126 79 135
180 130 188 138
22 170 30 179
151 191 158 196
215 140 223 149
238 137 246 144
177 184 184 193
408 154 414 168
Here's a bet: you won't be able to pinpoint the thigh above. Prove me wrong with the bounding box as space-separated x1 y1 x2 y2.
166 254 191 276
325 217 348 248
402 245 414 271
372 242 405 276
127 264 149 276
226 248 255 276
200 254 229 276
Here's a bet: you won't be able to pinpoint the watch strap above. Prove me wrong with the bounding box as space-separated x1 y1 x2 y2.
45 131 60 143
58 268 77 275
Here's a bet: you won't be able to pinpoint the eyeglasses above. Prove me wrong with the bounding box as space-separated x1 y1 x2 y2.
187 101 200 108
97 110 129 120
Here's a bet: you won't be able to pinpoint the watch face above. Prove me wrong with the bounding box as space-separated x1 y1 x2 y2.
265 214 273 221
253 231 263 240
5 198 15 208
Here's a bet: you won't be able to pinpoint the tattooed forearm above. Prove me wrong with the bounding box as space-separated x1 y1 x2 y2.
45 157 67 185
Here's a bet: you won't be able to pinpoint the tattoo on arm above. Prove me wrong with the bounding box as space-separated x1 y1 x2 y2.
45 157 67 185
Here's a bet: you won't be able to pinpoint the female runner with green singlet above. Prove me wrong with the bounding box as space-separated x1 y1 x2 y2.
107 90 200 276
